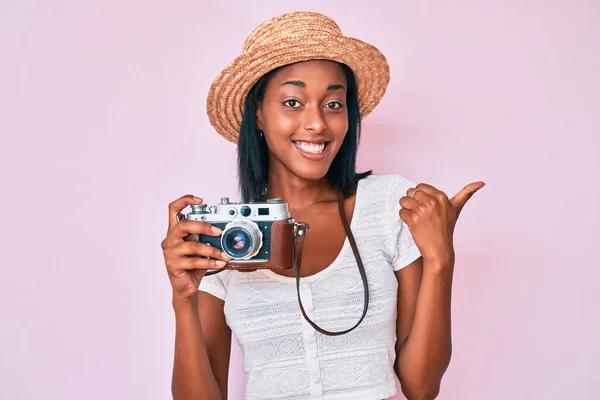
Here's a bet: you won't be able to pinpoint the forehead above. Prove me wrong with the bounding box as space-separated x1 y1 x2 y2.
270 60 346 85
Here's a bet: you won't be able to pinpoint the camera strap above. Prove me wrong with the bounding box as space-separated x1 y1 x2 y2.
203 192 369 335
293 192 369 336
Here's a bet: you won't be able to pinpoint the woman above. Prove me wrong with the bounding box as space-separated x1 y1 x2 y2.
161 11 484 400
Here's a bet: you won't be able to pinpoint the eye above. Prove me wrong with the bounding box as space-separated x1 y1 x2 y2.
283 99 302 108
325 101 343 109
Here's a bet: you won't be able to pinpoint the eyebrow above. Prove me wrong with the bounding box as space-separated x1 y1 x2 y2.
282 80 345 91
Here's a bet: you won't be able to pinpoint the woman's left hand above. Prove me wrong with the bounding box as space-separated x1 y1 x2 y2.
399 181 486 268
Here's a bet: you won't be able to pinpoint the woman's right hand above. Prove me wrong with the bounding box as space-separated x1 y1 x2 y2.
161 195 232 299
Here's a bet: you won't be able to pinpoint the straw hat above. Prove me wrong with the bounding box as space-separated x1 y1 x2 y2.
206 11 391 143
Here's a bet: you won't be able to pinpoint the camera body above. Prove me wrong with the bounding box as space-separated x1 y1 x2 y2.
179 197 296 269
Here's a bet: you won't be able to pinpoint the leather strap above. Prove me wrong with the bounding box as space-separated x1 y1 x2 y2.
294 192 369 336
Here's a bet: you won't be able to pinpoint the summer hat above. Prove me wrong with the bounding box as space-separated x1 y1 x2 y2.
206 11 391 143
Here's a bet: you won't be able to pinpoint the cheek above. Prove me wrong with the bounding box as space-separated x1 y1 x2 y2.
262 106 298 136
328 112 349 137
273 118 298 136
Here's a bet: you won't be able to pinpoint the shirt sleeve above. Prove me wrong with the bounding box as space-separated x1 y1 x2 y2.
198 271 227 301
388 175 422 271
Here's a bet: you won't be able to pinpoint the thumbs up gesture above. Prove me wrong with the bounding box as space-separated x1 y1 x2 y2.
399 181 486 268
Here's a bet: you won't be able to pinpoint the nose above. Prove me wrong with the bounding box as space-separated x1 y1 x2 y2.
303 106 326 134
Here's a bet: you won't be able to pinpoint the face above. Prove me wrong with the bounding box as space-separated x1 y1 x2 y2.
256 60 349 182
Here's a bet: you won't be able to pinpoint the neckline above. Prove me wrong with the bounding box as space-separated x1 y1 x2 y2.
260 177 366 284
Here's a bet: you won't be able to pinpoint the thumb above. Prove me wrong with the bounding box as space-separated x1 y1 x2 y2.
450 181 486 215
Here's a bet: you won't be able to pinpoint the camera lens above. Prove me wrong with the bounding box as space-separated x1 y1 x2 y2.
223 229 250 257
221 220 263 260
231 234 245 249
240 206 251 217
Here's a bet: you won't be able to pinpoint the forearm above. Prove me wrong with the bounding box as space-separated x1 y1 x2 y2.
171 294 222 400
397 260 454 399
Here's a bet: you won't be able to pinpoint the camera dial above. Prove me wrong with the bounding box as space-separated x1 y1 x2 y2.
190 204 208 213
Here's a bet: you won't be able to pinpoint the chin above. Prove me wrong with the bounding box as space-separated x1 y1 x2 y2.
290 164 331 181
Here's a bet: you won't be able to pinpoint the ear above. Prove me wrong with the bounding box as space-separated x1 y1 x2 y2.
255 102 264 131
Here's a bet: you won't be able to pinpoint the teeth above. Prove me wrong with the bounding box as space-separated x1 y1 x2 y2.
295 141 325 154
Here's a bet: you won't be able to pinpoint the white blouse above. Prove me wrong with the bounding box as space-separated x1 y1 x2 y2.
199 174 422 400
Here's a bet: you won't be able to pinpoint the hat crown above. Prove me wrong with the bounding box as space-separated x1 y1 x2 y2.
243 11 342 53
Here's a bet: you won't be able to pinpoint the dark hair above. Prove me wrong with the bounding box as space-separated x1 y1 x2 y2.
237 61 372 202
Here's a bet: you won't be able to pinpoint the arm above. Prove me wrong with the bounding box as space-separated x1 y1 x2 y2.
394 256 453 400
171 291 231 400
393 179 483 398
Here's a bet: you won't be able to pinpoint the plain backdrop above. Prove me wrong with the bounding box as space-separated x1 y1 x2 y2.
1 0 598 399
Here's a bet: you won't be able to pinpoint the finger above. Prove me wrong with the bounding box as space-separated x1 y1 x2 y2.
162 221 223 250
449 181 486 215
170 256 228 272
416 183 438 192
167 195 203 232
399 207 415 227
399 196 420 211
408 182 446 199
406 187 436 204
169 241 232 261
173 220 223 240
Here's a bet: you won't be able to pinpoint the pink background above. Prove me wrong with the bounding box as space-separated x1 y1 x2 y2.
1 1 598 399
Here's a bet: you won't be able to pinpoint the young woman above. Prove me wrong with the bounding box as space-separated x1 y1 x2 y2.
161 11 484 400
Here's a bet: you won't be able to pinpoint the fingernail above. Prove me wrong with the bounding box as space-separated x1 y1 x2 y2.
211 226 222 234
216 260 226 267
192 196 202 202
221 252 232 260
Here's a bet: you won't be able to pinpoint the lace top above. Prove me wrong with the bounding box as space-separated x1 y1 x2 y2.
199 174 422 400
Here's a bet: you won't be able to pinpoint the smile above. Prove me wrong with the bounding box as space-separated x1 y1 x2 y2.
292 141 329 154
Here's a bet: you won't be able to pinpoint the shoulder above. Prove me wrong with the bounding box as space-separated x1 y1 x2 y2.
357 173 417 198
353 174 418 220
199 270 235 297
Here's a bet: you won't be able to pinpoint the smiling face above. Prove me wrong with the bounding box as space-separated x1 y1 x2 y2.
256 60 349 182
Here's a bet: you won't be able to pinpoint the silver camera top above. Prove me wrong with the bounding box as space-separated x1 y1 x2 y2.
185 197 291 223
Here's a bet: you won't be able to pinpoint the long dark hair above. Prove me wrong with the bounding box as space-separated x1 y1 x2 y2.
237 61 372 203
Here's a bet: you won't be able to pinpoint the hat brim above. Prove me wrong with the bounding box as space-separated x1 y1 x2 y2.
206 35 390 143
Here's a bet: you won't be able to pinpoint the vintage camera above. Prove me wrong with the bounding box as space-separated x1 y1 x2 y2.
178 197 301 270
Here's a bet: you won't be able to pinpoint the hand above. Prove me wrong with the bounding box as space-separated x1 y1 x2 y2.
399 181 486 267
161 195 232 299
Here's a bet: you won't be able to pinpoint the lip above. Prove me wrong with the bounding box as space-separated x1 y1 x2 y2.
292 140 330 161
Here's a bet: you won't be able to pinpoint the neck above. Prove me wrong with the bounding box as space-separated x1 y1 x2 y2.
265 168 338 211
